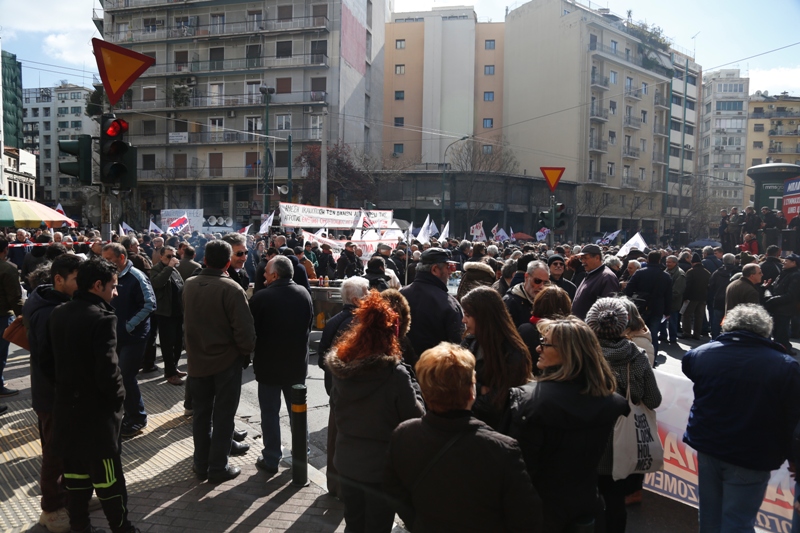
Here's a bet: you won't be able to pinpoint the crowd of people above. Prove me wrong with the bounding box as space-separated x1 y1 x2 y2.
1 223 800 533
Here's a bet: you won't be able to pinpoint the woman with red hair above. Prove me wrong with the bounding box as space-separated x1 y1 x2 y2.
326 291 425 533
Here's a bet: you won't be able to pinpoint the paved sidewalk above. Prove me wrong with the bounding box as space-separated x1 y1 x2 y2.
0 349 346 533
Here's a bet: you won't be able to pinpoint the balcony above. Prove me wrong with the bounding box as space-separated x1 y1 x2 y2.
591 75 609 90
621 176 637 189
114 91 328 111
139 165 267 181
588 139 608 153
654 93 669 109
128 127 322 146
623 115 642 129
105 16 330 43
652 151 668 165
590 107 609 122
653 124 668 137
138 54 329 77
622 146 640 159
587 171 608 184
588 42 671 78
624 87 642 100
92 8 104 33
769 129 800 137
650 178 666 193
105 0 214 10
749 110 800 119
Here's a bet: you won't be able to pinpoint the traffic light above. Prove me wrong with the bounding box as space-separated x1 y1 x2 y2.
555 202 568 229
100 114 130 184
538 209 551 229
118 146 138 190
58 135 93 185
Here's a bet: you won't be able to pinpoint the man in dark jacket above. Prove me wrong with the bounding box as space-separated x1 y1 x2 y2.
222 233 250 290
571 244 620 320
335 241 362 279
681 253 711 339
250 255 314 474
8 228 32 271
0 237 23 398
706 253 737 339
375 243 400 279
742 206 762 235
624 251 673 354
761 245 783 283
764 254 800 354
725 263 762 314
50 258 139 533
316 243 337 279
683 304 800 533
149 246 185 386
102 243 156 437
363 256 390 292
21 234 51 290
400 248 463 365
492 258 517 297
504 260 550 327
547 254 576 301
22 254 82 532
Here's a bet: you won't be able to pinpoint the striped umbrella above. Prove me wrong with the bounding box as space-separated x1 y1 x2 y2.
0 196 78 228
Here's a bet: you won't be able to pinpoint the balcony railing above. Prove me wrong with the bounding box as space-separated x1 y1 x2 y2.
139 165 268 181
749 110 800 119
624 115 642 129
138 54 329 77
128 127 322 145
588 139 608 152
653 124 668 136
623 146 640 159
105 16 330 43
105 0 206 9
769 129 800 137
591 75 609 89
650 178 666 192
587 171 608 184
625 88 642 99
114 91 327 111
654 94 669 108
590 107 609 121
621 177 638 189
652 151 668 164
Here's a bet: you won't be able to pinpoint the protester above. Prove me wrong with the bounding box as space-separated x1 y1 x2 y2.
683 304 800 532
507 317 629 532
623 250 672 355
177 245 202 281
547 254 576 301
222 233 250 290
0 237 23 398
492 259 517 296
681 253 711 340
763 253 800 355
456 258 496 301
661 255 685 345
149 245 186 385
618 297 655 366
571 244 620 320
706 253 737 339
503 260 550 327
385 343 543 532
335 241 362 279
725 263 762 314
326 291 425 533
517 285 572 368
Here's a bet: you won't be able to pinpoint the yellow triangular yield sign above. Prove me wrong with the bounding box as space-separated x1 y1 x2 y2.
540 167 566 192
92 38 156 106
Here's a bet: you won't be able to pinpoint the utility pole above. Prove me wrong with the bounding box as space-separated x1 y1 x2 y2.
260 85 275 214
320 109 328 207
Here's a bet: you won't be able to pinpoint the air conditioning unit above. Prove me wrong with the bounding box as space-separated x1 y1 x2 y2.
228 110 236 118
769 105 775 109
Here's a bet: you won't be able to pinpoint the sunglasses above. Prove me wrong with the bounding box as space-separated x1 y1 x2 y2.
235 250 249 257
550 262 565 267
164 255 174 260
539 338 556 348
532 277 550 285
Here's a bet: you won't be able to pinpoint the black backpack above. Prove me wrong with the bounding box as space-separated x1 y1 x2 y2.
367 275 389 292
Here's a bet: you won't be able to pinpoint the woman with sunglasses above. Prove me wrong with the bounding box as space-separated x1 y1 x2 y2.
505 317 629 532
461 286 533 430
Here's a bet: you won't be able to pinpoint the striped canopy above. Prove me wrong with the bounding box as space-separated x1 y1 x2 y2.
0 196 78 228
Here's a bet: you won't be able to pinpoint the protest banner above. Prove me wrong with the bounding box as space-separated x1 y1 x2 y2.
161 209 204 233
279 202 392 229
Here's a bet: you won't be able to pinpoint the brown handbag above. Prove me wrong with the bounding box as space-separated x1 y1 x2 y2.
3 315 30 351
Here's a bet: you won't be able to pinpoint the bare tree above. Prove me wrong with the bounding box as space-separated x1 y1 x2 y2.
576 188 611 219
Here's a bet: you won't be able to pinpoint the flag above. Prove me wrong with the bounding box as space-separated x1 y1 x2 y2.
439 222 450 241
259 211 275 234
600 229 622 245
496 228 509 241
118 224 126 236
238 224 252 234
55 203 65 215
167 213 191 235
616 232 648 257
427 219 439 237
509 227 516 242
491 223 499 238
361 210 375 230
469 221 483 237
121 221 135 234
149 220 163 234
417 215 431 244
406 222 414 243
536 227 550 242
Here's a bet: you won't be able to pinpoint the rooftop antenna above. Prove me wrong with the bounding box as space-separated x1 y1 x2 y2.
691 31 700 59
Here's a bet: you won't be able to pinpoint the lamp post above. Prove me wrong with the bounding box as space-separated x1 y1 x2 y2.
260 85 275 214
442 135 469 223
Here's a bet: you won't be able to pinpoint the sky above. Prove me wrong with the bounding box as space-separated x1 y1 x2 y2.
1 0 798 95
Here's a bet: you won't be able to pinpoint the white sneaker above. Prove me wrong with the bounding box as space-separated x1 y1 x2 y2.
39 507 70 533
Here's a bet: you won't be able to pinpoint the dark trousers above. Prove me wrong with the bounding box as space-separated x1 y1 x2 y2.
645 314 662 356
117 341 147 425
142 316 158 370
190 360 242 476
157 315 183 377
774 314 794 354
597 474 628 533
0 314 13 387
37 410 66 512
339 475 395 533
682 300 705 337
326 400 340 497
63 454 131 533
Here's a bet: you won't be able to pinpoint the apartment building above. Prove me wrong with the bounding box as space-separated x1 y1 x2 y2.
98 0 384 227
22 84 98 216
745 91 800 208
383 7 504 165
3 148 37 200
698 69 749 213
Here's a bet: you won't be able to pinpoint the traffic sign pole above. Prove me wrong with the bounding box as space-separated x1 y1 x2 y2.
549 195 555 247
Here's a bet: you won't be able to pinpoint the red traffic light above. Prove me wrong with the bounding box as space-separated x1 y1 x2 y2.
105 118 129 137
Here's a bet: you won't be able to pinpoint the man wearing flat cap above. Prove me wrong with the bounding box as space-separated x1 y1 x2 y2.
400 248 463 366
571 244 620 320
335 241 362 279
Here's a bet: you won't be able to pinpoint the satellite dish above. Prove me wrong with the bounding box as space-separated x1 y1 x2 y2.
432 198 442 206
208 216 217 225
755 90 762 97
277 185 289 194
225 217 234 226
763 90 769 97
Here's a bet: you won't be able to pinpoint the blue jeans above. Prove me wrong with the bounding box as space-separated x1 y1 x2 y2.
117 340 147 425
257 382 308 470
0 315 13 387
697 452 770 533
711 309 725 340
190 360 242 475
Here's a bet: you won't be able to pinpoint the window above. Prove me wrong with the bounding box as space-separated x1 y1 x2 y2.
623 165 630 178
620 195 626 207
57 121 68 128
485 39 495 50
43 122 50 131
671 120 681 132
277 5 293 21
609 131 616 145
394 117 404 127
275 77 292 94
483 118 493 128
484 91 494 101
143 18 157 33
57 93 68 100
395 39 405 49
276 41 292 58
717 82 744 93
610 40 618 53
639 167 646 180
43 135 51 144
70 92 81 99
275 151 289 167
687 74 697 86
395 64 405 75
684 124 694 135
71 121 82 128
641 110 647 124
685 100 695 111
482 145 493 154
44 149 51 158
610 71 617 84
624 135 632 148
246 44 262 67
754 123 765 132
607 162 615 176
174 119 188 133
142 120 156 135
143 87 156 101
705 102 712 114
142 154 156 170
752 158 763 166
603 193 610 206
716 101 744 111
753 141 763 149
44 162 51 172
641 82 648 94
70 106 81 114
43 108 50 117
484 65 495 75
672 94 683 106
276 114 291 130
609 101 617 115
57 107 68 115
640 139 646 152
209 47 224 69
625 77 633 90
625 105 633 117
395 91 405 100
393 144 404 154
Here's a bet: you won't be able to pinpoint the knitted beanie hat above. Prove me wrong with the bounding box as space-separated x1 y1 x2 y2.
585 298 629 340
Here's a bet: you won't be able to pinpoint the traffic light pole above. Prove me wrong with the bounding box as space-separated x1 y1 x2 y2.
101 187 112 242
549 195 555 247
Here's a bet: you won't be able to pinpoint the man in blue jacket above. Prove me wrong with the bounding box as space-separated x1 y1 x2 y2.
102 243 156 438
682 304 800 532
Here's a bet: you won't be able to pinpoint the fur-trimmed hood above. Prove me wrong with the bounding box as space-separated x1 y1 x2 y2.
325 350 401 380
462 261 495 277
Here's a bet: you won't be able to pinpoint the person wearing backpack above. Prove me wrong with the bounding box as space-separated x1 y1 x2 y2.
707 253 737 339
363 256 391 292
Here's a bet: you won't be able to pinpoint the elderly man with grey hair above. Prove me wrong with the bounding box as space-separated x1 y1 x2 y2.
503 259 550 327
249 255 314 475
682 304 800 532
707 253 738 339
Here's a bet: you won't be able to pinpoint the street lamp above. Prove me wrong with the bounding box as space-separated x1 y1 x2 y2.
260 85 275 214
441 135 470 223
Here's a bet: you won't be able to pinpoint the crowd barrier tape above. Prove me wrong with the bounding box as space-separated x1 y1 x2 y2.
646 359 794 532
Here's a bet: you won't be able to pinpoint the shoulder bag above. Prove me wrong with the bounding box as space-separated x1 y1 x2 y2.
3 315 30 351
